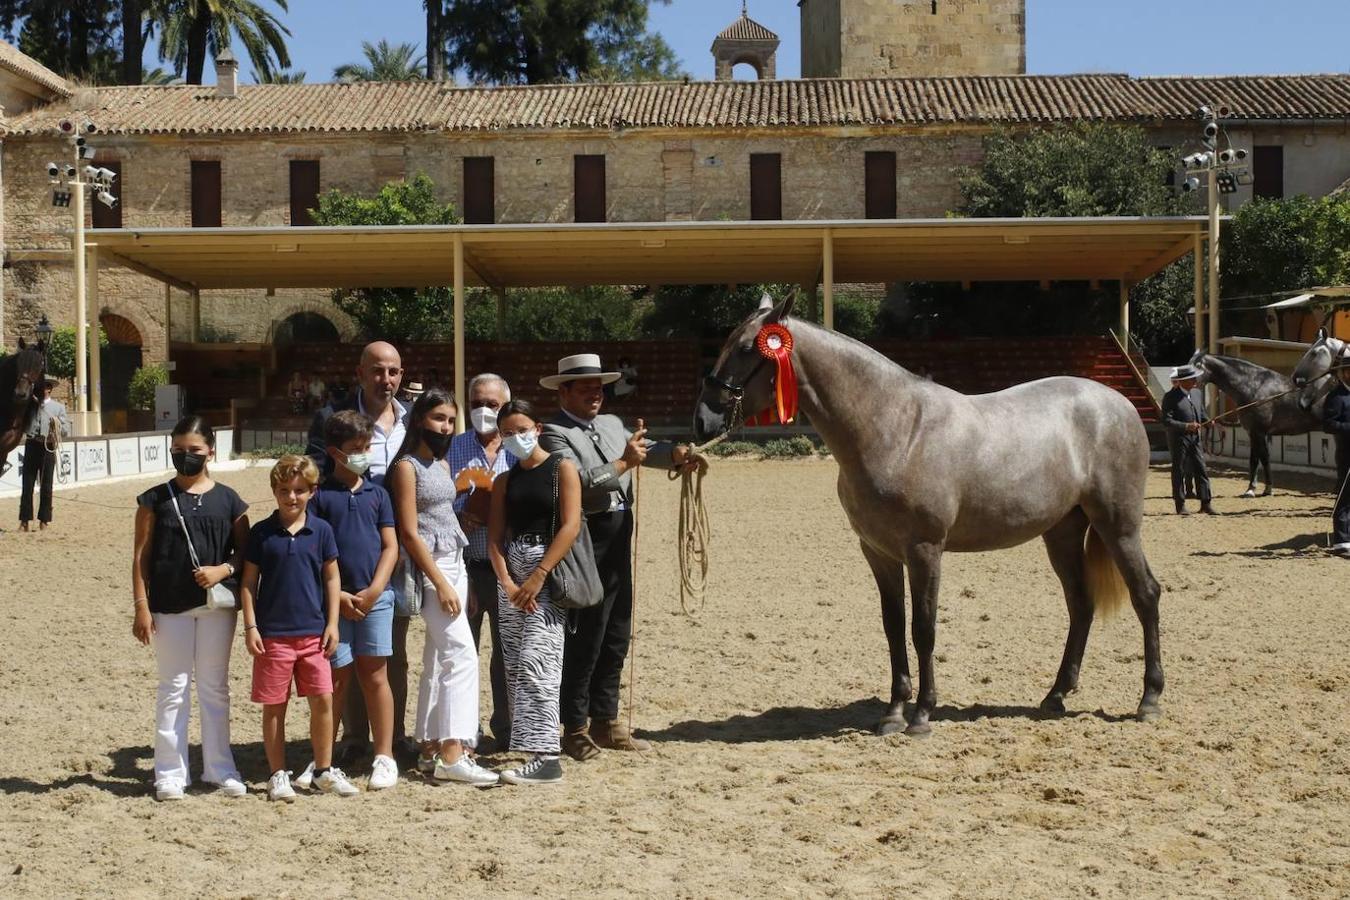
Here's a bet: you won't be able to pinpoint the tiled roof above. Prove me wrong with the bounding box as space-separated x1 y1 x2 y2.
716 13 778 43
6 74 1349 137
0 39 71 98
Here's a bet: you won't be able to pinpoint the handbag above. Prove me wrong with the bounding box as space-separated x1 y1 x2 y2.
545 454 604 610
167 482 238 611
392 549 423 617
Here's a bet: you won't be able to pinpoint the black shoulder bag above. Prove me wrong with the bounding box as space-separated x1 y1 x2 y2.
545 454 604 610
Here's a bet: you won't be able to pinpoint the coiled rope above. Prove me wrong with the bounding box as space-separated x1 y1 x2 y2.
668 427 733 616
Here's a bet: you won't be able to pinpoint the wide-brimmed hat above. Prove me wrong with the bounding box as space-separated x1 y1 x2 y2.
1170 364 1199 382
403 381 425 397
540 353 621 390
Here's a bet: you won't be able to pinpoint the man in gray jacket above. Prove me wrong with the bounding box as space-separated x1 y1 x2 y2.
18 379 70 531
539 353 695 760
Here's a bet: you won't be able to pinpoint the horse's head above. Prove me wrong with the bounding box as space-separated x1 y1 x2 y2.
694 290 795 443
1188 349 1210 388
1292 327 1345 410
8 339 46 409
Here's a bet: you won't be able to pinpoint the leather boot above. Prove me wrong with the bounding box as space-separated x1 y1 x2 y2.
562 724 601 761
589 718 651 752
1200 503 1219 516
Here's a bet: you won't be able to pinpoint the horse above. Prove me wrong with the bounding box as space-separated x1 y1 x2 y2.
694 294 1163 736
0 340 47 477
1189 351 1326 497
1291 327 1347 410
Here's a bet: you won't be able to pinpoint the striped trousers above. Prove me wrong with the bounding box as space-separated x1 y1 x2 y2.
497 539 566 755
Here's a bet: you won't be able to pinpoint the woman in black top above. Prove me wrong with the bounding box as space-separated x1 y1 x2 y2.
488 400 582 785
131 416 249 802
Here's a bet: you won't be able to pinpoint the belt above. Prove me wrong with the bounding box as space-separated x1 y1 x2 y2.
514 533 550 546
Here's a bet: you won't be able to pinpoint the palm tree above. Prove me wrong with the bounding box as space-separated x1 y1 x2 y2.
425 0 446 81
121 0 144 84
148 0 291 85
334 39 424 83
252 67 304 83
142 65 183 84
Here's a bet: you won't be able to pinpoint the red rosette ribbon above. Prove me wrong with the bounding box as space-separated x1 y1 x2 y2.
751 322 798 425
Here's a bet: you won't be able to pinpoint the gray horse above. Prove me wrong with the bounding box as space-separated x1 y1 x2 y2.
1292 327 1346 410
694 295 1163 736
1189 351 1324 497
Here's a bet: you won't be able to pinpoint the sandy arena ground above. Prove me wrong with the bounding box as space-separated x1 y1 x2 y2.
1 459 1348 898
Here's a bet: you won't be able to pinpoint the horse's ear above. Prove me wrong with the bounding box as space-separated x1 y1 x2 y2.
765 287 797 324
1317 326 1329 341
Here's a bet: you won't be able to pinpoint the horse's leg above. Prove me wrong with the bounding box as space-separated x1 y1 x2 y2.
1259 435 1274 496
1093 522 1165 722
903 541 942 737
1243 433 1259 497
859 542 911 735
1039 508 1093 714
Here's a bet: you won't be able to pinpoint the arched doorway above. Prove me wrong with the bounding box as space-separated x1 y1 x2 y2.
99 312 143 420
276 311 340 343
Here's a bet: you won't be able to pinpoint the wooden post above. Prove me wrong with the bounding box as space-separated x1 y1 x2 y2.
1118 279 1130 344
1192 232 1204 353
1207 169 1222 414
190 288 201 343
453 234 466 434
88 245 102 435
822 228 835 331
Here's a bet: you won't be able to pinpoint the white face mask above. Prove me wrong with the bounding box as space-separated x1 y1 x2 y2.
339 451 371 475
470 406 499 435
501 431 538 459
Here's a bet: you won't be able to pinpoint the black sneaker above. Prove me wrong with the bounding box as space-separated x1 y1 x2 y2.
501 755 563 786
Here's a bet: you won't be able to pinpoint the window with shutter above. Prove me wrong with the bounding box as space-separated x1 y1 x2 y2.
749 153 782 221
289 160 320 226
864 151 897 219
190 160 221 228
574 155 606 223
1252 146 1284 200
463 157 495 224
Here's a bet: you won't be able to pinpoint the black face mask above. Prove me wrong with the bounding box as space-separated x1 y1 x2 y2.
422 428 453 458
171 450 208 477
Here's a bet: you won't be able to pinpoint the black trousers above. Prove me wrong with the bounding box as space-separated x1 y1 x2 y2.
19 439 54 524
466 559 510 742
1168 434 1211 506
561 509 633 730
1333 450 1350 545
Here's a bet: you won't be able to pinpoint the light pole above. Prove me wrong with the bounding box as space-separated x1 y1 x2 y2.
44 118 116 436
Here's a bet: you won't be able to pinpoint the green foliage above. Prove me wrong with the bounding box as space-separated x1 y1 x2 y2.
251 66 303 83
707 440 759 458
832 291 882 340
759 436 818 459
148 0 291 85
464 286 647 342
43 326 109 390
128 363 168 410
589 31 685 82
642 283 791 339
1223 195 1350 300
0 0 122 82
334 39 424 82
310 175 461 341
441 0 677 84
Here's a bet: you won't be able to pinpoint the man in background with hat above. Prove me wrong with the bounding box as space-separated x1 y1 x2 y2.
1162 364 1216 516
18 378 70 531
539 353 696 760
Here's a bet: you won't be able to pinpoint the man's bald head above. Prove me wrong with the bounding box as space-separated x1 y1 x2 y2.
356 341 403 408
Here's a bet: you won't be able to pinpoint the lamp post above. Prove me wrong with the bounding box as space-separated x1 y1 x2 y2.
43 119 116 436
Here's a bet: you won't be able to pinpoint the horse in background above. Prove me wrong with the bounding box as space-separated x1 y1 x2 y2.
1292 328 1347 410
1189 351 1325 497
0 340 46 477
695 294 1163 736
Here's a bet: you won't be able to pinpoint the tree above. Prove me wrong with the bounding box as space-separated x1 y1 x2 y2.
148 0 290 85
334 39 424 83
589 31 684 82
1223 195 1350 300
642 284 791 339
424 0 445 80
121 0 142 83
441 0 675 85
0 0 121 82
43 325 108 395
250 65 301 82
142 64 181 83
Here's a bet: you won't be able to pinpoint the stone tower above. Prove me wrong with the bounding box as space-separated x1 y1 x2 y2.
800 0 1026 79
712 2 780 81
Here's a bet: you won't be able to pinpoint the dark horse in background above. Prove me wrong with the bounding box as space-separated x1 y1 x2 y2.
1189 351 1326 497
695 295 1163 737
0 340 46 477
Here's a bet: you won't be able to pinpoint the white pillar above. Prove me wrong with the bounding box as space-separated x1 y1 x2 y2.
1193 232 1204 353
73 173 88 433
453 234 466 434
88 245 102 435
163 284 173 374
1207 169 1222 414
822 228 835 331
1118 280 1130 344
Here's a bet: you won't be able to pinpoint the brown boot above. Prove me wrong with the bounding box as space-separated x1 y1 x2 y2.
562 724 601 761
589 719 651 752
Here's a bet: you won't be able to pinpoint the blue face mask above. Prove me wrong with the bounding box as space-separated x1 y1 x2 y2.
502 431 538 459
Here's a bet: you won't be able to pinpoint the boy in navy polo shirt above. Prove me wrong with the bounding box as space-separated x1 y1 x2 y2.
298 411 400 792
240 455 356 801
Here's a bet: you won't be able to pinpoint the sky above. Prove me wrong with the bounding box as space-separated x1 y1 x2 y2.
213 0 1349 84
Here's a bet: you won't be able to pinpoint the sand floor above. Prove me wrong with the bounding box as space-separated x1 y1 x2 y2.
0 459 1347 898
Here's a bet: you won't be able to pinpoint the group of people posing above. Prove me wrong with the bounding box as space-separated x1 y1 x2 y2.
130 341 696 801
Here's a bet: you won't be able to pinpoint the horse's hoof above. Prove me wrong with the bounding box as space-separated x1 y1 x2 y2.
904 719 932 738
1261 489 1274 497
1039 695 1066 714
1240 489 1256 498
1136 704 1163 724
877 717 906 737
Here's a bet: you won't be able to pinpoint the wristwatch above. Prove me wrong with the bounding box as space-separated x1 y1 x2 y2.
224 562 236 577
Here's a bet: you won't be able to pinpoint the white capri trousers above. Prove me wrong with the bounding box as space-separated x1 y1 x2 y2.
152 605 242 790
414 550 479 745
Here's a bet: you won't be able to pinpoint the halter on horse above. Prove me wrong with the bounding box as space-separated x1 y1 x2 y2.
696 294 1163 736
0 341 47 477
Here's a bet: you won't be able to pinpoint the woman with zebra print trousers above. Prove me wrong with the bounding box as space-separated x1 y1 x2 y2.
488 400 583 786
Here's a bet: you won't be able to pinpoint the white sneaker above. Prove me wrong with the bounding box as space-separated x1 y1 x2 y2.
315 767 360 797
1331 542 1350 556
267 770 297 803
211 776 248 798
293 761 316 790
369 755 399 791
154 781 184 802
434 754 499 787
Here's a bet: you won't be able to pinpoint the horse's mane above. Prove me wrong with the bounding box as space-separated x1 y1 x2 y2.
1205 354 1292 385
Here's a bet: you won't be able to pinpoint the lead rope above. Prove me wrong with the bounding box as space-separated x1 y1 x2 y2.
668 398 742 616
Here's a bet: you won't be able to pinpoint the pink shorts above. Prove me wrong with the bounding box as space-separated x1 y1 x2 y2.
251 636 333 705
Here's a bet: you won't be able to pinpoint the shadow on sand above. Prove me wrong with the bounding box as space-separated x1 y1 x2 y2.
1191 531 1330 559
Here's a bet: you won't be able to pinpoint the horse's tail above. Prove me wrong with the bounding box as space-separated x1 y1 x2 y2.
1084 528 1129 617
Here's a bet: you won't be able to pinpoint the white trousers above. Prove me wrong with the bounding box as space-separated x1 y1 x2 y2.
152 605 241 789
414 551 479 744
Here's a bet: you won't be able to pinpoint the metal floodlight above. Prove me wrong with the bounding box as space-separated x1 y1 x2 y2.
1182 175 1202 193
1216 172 1239 194
97 167 116 182
1232 147 1248 162
63 164 76 179
77 143 95 160
1202 121 1219 147
1183 151 1211 170
45 161 60 178
96 190 117 209
83 164 101 181
1196 105 1214 120
57 118 76 134
1236 170 1255 186
81 120 97 134
51 189 72 207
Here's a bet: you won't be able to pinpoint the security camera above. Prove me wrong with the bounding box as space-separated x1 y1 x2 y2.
1203 122 1219 140
1218 149 1237 165
63 164 76 179
1183 152 1211 169
57 118 75 134
1233 148 1248 162
83 165 101 181
97 167 116 182
46 162 60 178
1182 176 1201 193
81 120 97 134
96 190 117 209
1216 105 1230 118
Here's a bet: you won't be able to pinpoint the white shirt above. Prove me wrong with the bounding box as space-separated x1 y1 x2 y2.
357 393 408 486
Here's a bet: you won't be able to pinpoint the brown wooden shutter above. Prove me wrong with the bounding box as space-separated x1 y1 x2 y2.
463 157 495 224
864 151 897 219
1252 146 1284 200
574 155 606 223
91 160 122 228
190 160 221 227
289 159 320 226
749 153 782 220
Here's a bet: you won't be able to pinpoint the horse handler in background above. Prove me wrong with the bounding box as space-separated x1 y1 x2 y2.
1162 364 1217 516
539 354 697 761
18 379 70 531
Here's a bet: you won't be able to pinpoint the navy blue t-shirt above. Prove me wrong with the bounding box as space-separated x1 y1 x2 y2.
245 511 339 638
308 478 394 593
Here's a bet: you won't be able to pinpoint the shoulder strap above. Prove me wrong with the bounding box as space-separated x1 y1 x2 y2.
548 453 564 541
166 482 204 570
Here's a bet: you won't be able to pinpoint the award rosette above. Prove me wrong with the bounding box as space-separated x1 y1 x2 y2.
748 323 799 426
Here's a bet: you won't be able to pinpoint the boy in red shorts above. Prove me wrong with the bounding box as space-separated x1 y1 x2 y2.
240 455 355 801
